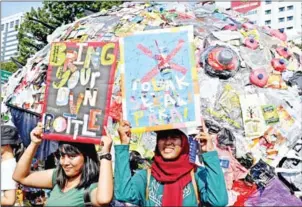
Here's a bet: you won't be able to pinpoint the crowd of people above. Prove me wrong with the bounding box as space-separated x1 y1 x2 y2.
1 120 228 206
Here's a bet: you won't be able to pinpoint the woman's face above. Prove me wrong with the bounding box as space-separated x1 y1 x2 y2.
157 134 183 160
59 150 85 178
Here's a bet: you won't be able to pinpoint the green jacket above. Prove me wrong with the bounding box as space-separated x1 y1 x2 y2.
114 145 228 206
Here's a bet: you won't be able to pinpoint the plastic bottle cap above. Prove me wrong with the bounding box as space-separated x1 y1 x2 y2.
279 59 285 64
257 74 264 80
160 7 164 12
218 49 233 65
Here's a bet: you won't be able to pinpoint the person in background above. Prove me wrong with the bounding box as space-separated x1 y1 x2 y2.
13 122 114 206
114 120 228 206
1 125 24 206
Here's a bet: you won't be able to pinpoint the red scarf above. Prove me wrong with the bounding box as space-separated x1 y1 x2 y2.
151 134 195 206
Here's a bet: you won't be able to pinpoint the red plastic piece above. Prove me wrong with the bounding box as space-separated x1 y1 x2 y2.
207 48 237 71
232 180 257 207
271 58 287 72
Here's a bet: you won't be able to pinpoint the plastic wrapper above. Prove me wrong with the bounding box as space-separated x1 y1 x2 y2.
237 153 254 170
232 180 257 207
216 146 249 190
217 127 236 154
245 178 302 206
202 82 244 130
212 30 242 42
247 159 275 190
240 46 272 71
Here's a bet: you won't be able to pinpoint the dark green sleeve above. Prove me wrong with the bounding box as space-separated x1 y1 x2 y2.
114 145 147 206
196 151 228 206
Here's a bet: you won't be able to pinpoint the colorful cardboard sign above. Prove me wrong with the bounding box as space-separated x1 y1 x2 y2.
120 26 201 132
43 42 118 143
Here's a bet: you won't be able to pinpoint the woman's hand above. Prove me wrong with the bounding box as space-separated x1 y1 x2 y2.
195 120 215 153
117 120 131 145
30 122 43 145
101 126 113 153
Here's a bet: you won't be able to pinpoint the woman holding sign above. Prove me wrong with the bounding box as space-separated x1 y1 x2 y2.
114 120 228 206
13 122 113 206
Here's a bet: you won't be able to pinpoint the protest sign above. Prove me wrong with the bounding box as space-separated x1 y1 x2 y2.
120 26 201 132
43 42 118 143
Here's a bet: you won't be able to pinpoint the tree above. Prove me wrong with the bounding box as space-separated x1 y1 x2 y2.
17 7 55 64
0 61 18 73
16 1 122 64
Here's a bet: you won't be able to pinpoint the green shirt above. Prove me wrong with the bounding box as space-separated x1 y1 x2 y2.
114 145 228 207
45 170 97 206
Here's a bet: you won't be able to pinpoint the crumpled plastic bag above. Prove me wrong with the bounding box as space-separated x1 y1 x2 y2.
217 127 237 154
245 177 302 206
237 153 254 170
232 180 257 207
287 71 302 95
277 137 302 193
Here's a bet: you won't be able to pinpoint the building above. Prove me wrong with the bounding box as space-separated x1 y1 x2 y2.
217 1 302 40
1 12 24 62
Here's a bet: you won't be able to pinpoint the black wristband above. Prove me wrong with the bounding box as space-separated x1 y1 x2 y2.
99 153 112 161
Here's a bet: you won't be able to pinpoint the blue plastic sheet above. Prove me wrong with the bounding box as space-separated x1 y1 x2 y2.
10 108 58 160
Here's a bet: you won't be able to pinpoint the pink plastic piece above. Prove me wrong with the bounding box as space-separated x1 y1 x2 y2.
270 29 287 41
244 38 259 50
262 26 273 34
223 23 237 31
250 68 269 87
276 47 291 59
242 22 256 30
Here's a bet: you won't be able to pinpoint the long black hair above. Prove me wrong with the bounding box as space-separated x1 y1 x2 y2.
55 142 99 190
12 143 25 162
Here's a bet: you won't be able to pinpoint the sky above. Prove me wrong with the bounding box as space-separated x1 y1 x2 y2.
1 1 42 18
215 2 231 9
2 1 231 19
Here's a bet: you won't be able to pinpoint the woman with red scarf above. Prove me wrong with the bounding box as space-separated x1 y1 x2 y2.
114 120 228 206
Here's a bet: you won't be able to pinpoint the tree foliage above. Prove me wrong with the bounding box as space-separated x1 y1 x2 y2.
17 1 122 64
0 61 18 73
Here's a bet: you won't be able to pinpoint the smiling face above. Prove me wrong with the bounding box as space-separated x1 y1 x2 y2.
59 150 84 178
157 131 184 160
